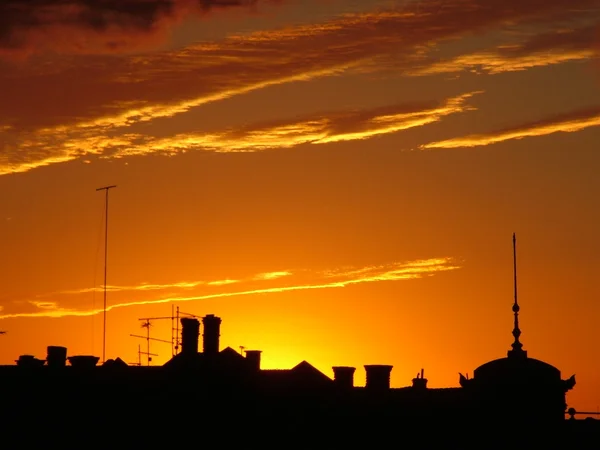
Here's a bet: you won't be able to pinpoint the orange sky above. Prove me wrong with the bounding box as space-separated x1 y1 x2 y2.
1 0 600 413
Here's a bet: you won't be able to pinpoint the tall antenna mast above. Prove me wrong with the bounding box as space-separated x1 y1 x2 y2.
509 232 526 358
513 232 518 308
96 185 117 363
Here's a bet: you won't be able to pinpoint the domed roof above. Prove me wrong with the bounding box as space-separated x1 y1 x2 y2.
474 356 561 383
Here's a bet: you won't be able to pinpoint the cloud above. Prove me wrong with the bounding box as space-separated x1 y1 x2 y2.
0 91 478 174
29 301 58 309
253 271 292 281
0 257 461 319
0 0 283 59
1 0 598 175
420 106 600 149
408 26 600 76
32 270 293 298
109 91 480 157
207 279 240 286
34 280 210 297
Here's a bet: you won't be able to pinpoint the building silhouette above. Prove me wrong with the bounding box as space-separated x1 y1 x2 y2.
0 238 598 446
0 303 598 446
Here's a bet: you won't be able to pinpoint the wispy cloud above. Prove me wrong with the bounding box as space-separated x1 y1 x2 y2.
207 279 240 286
0 90 478 174
253 271 292 281
0 257 461 319
33 271 289 299
1 0 597 175
409 49 595 77
110 91 480 157
421 106 600 149
28 301 58 310
408 26 600 76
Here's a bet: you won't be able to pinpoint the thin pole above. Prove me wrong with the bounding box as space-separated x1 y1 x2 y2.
96 185 116 363
513 232 518 306
146 321 150 366
176 306 180 355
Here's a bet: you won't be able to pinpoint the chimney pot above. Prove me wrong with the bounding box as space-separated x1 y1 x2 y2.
245 350 262 371
364 365 393 390
332 366 356 388
412 368 428 389
180 318 200 355
47 346 67 368
67 356 99 368
202 315 222 354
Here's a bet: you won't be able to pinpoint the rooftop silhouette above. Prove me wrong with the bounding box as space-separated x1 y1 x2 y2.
0 235 598 446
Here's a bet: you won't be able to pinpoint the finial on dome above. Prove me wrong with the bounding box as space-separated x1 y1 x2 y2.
508 233 527 358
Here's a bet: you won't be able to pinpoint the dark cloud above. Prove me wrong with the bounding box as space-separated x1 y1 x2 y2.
0 0 280 58
2 0 597 130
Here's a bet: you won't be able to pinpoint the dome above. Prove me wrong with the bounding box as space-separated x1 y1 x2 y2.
474 356 561 385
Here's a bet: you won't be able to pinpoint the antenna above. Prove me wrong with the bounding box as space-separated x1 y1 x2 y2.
96 184 117 363
131 318 171 366
513 232 518 308
509 232 526 357
172 304 178 357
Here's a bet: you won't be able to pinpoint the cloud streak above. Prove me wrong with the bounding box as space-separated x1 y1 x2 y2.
33 269 292 298
111 91 480 157
421 106 600 149
0 257 461 319
0 90 479 174
408 26 600 76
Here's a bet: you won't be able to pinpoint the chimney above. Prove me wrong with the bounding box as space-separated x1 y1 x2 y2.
202 314 222 354
364 365 393 391
412 368 428 389
46 346 67 368
332 366 356 388
15 355 45 368
180 318 200 355
245 350 262 371
67 356 99 369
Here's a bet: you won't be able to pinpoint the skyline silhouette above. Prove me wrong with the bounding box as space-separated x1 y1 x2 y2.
1 265 599 446
1 0 600 424
0 234 597 425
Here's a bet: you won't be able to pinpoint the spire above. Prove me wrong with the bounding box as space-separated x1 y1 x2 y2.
508 233 527 358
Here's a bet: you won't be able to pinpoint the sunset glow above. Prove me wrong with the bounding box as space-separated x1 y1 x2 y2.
1 0 599 414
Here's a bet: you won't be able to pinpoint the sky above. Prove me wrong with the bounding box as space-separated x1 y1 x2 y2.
1 0 600 412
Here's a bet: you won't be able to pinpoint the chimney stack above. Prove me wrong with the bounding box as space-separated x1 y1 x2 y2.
46 346 67 368
364 365 393 391
67 356 99 369
332 366 356 388
412 368 428 389
202 314 222 354
181 318 200 355
245 350 262 371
